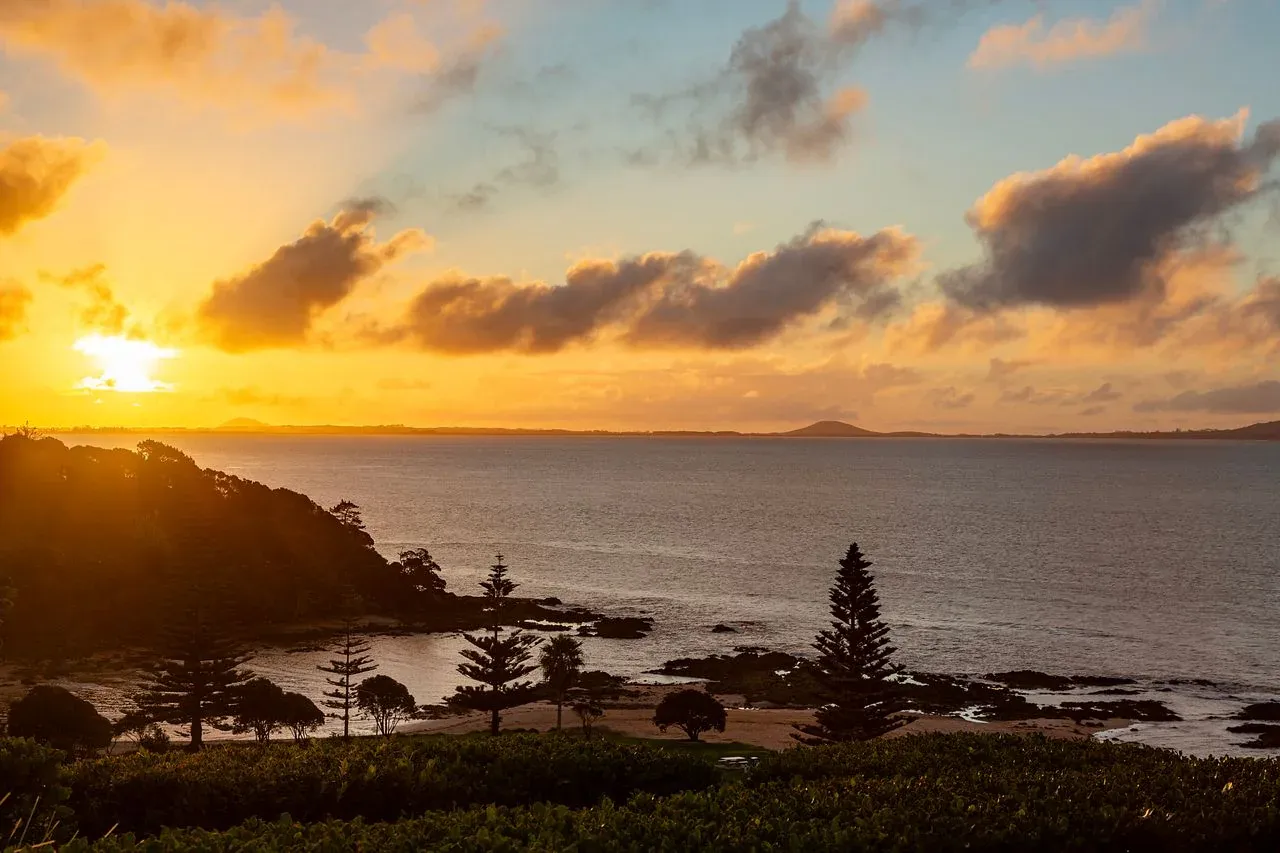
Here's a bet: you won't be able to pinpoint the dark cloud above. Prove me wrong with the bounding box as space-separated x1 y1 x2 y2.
40 264 130 335
380 226 918 354
986 357 1035 382
1134 380 1280 415
198 205 429 352
1000 385 1069 406
942 114 1280 311
0 136 101 236
415 27 503 113
1079 406 1107 417
929 386 976 410
0 284 32 341
1082 382 1123 403
448 127 559 212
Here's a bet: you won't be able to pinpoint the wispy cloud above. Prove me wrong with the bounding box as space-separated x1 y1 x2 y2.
969 1 1158 71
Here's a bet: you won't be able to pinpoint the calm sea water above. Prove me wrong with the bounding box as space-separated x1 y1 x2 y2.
56 434 1280 754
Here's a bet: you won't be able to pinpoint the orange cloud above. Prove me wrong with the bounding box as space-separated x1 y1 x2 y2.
969 1 1156 71
0 136 102 236
0 0 349 118
0 285 32 341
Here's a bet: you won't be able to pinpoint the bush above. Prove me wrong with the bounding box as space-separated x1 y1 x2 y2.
60 734 1280 852
65 734 719 836
0 738 71 844
7 685 112 758
653 690 726 742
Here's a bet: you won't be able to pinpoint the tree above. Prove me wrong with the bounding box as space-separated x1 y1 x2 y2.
355 675 416 736
449 555 542 735
570 692 604 738
135 601 253 750
7 685 113 757
653 689 727 742
111 707 153 748
280 691 325 741
539 634 584 730
231 678 291 743
328 500 366 533
793 542 907 745
398 548 447 597
0 574 14 661
317 618 378 739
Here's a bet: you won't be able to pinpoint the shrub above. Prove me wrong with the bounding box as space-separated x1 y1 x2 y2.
7 686 112 758
0 738 71 844
64 734 719 836
653 690 726 742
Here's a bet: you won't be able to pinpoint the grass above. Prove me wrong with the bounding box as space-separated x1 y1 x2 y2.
594 729 774 760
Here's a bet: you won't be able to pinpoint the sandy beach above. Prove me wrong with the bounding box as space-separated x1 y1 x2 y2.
404 684 1130 750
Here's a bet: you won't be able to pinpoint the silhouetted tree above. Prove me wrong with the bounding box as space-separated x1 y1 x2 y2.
231 678 291 743
570 691 604 738
280 691 325 741
793 542 907 745
653 689 727 742
136 601 253 750
328 500 366 533
317 618 377 739
111 707 153 748
355 675 416 736
539 634 584 730
7 685 113 757
398 548 447 597
449 555 542 735
0 574 14 660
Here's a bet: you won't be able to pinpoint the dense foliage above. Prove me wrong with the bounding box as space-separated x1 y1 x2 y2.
0 436 420 659
45 734 1280 851
0 738 69 844
6 685 112 757
62 735 720 837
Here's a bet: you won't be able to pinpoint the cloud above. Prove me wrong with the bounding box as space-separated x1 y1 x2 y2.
198 203 430 352
447 127 560 212
40 264 131 335
1082 382 1124 403
633 0 932 165
0 1 504 121
0 136 102 236
987 357 1036 382
414 23 504 113
885 301 1024 353
214 386 308 408
968 0 1156 71
0 285 32 341
941 112 1280 312
1134 380 1280 414
380 225 918 354
928 386 976 409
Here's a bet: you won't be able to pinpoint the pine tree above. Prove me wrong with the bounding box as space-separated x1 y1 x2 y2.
793 542 907 745
317 617 378 739
449 554 542 735
136 600 253 749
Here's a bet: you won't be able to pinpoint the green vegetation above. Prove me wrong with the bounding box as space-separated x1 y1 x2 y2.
18 734 1280 851
60 735 719 838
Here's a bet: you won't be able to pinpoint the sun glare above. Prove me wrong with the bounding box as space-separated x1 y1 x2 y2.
73 334 178 394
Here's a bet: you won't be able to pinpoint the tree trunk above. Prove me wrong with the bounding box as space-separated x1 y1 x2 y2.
556 699 563 730
190 715 203 750
490 708 500 736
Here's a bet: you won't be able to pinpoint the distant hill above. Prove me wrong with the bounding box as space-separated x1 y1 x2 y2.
218 417 270 431
780 420 882 437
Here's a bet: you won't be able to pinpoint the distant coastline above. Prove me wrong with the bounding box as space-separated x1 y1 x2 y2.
31 417 1280 441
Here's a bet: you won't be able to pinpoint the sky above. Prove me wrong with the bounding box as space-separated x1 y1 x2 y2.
1 0 1278 433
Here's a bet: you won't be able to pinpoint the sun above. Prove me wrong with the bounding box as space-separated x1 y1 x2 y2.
74 334 178 393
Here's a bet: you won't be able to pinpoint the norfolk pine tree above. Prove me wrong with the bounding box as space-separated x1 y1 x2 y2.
450 554 542 735
793 542 907 744
317 616 378 739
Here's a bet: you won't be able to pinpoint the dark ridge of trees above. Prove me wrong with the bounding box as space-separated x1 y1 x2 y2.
231 678 291 743
793 542 907 745
653 689 727 742
135 598 254 750
396 548 448 597
6 685 113 757
449 555 543 735
0 435 425 660
318 617 378 739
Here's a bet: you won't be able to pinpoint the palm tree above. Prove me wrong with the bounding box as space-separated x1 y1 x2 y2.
539 634 584 730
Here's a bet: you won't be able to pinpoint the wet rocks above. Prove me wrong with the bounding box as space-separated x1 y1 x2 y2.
579 616 654 639
1228 723 1280 749
984 671 1135 691
711 624 738 634
1236 702 1280 722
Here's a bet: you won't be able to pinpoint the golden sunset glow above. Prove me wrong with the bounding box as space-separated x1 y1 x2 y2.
74 335 177 394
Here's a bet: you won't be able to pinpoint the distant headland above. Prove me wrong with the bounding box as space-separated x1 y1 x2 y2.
32 417 1280 441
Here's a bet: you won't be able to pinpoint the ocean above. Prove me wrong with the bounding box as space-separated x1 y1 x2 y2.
55 433 1280 755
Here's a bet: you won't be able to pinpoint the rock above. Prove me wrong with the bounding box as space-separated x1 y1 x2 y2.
711 624 737 634
1236 702 1280 722
984 671 1136 691
579 616 654 639
1058 700 1180 722
1228 723 1280 749
539 597 563 606
517 621 573 632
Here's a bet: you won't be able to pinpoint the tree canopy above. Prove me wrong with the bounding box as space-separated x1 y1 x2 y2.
6 685 113 757
653 689 727 742
0 435 422 659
